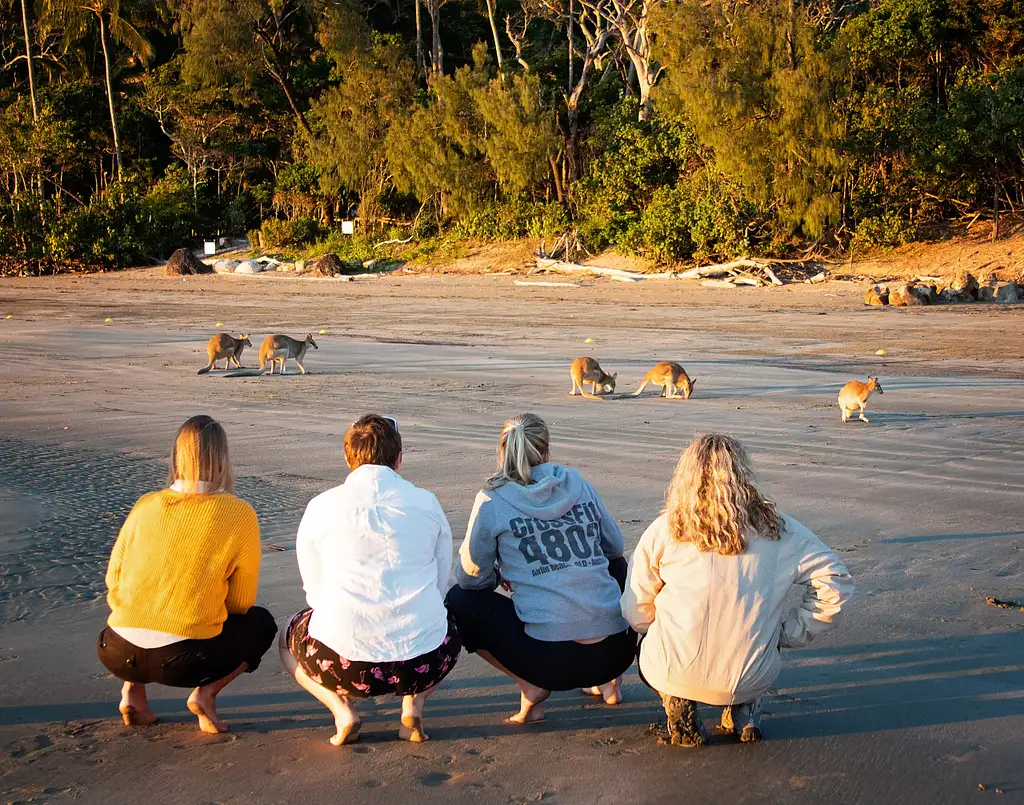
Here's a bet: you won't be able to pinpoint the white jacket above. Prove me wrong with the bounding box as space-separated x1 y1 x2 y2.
622 513 852 705
296 464 453 663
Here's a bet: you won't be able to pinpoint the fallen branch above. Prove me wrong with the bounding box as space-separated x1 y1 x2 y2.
375 235 414 248
701 278 750 289
535 258 675 280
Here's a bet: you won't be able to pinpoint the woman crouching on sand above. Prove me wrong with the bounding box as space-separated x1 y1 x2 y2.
281 415 460 745
446 413 636 724
98 415 277 733
622 434 853 746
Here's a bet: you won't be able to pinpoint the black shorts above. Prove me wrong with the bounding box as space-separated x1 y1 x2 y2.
445 586 637 691
97 606 278 688
286 608 461 698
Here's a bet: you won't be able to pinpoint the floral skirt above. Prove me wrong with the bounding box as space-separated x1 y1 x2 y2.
286 608 460 699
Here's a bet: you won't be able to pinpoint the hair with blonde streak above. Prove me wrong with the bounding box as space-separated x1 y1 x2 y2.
665 434 781 555
167 415 234 494
486 413 550 489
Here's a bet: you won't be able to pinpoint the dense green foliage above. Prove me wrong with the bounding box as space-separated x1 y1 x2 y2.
2 0 1023 266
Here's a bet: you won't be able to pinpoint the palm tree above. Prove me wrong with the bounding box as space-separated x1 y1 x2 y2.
44 0 155 178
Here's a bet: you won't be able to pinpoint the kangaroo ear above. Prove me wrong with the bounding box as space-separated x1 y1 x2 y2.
612 373 618 380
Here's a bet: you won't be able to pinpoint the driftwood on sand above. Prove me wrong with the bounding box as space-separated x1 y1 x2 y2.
532 255 802 287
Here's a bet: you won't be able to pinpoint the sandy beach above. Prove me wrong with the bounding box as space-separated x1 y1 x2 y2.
1 271 1022 804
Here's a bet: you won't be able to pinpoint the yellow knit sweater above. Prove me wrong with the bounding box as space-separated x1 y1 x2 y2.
106 489 261 640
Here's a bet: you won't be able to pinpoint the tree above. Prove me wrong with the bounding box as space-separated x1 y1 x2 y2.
652 0 846 238
304 41 417 230
44 0 157 177
174 0 321 137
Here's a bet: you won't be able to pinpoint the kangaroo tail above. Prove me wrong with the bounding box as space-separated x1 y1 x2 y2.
197 365 213 375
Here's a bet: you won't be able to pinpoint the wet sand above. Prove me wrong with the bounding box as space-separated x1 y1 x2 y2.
1 272 1022 804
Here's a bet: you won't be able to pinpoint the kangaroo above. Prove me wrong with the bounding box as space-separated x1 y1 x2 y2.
838 376 883 423
197 333 251 375
569 357 617 399
633 361 697 400
259 334 318 375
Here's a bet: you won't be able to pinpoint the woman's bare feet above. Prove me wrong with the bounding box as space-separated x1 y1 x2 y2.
581 677 622 705
399 715 429 742
119 682 158 726
187 687 229 734
508 683 550 724
330 715 362 746
399 692 432 742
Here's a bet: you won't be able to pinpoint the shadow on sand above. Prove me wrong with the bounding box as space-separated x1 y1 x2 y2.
4 634 1022 743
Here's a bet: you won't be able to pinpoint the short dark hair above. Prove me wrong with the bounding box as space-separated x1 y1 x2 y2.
345 415 402 470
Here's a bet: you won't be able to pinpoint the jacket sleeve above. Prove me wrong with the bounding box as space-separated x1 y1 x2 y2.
105 502 137 593
456 491 500 591
433 498 454 599
620 520 664 635
779 519 854 649
225 505 261 614
585 479 625 559
295 499 325 612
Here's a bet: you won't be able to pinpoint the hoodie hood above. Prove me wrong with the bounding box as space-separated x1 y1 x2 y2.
490 463 584 521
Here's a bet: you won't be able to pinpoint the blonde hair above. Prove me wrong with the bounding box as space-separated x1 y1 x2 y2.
167 415 234 494
665 434 781 555
487 413 550 488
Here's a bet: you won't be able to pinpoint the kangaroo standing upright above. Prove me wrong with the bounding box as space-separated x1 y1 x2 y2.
838 377 883 423
197 334 251 375
633 361 697 400
260 334 318 375
569 357 617 399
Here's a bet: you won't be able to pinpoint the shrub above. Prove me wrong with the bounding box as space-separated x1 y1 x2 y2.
852 213 918 251
454 200 569 240
257 217 322 249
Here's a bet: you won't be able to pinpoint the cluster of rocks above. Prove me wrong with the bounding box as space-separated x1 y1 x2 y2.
865 270 1019 307
163 248 390 279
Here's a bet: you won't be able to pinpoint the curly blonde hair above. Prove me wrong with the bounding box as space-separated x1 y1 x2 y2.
665 434 781 555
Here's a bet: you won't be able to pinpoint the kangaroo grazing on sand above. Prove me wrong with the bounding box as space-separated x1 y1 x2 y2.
259 334 318 375
838 377 883 423
569 357 617 399
633 361 696 400
197 333 251 375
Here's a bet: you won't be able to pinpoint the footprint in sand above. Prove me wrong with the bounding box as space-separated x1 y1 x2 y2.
418 771 453 787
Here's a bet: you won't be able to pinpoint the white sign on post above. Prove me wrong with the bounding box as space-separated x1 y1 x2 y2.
341 220 355 235
204 241 217 256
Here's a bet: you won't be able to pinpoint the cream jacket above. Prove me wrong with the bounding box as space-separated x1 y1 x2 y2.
622 513 853 705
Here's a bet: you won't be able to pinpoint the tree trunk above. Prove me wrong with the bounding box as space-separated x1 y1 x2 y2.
484 0 504 74
568 0 574 91
98 13 123 179
415 0 425 75
787 0 797 70
427 0 443 74
20 0 38 122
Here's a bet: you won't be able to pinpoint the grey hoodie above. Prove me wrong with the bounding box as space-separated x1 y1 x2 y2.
456 463 630 642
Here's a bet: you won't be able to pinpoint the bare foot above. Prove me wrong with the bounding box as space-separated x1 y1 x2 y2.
597 678 622 705
581 678 622 705
508 684 550 724
399 715 429 742
119 704 159 726
187 688 229 734
119 682 158 726
330 718 362 746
